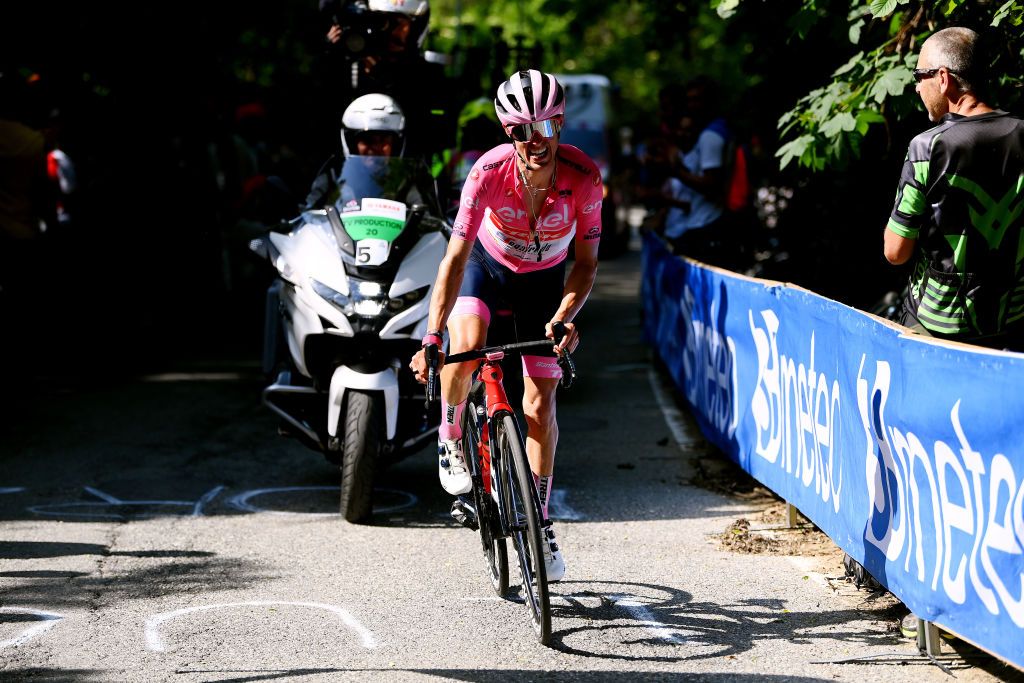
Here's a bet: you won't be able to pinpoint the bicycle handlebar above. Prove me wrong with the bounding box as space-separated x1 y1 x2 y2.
424 324 577 406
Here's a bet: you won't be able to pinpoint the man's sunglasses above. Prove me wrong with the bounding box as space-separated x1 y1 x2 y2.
508 118 562 142
913 67 960 83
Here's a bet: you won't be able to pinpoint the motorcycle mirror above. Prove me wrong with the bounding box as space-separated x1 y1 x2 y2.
326 205 356 255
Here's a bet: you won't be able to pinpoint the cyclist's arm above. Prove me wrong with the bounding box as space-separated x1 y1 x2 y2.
426 236 475 334
548 237 598 353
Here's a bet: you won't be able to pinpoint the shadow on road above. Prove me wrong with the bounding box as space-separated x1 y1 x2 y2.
546 579 901 664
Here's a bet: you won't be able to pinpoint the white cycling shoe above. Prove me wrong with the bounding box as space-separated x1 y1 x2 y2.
542 524 565 582
438 439 472 495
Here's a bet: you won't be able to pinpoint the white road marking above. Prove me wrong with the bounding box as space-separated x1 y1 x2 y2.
0 487 26 495
0 608 64 649
549 490 583 521
192 486 225 516
83 486 122 504
28 486 226 519
609 594 685 644
464 591 685 643
226 486 417 516
144 601 377 652
647 367 696 447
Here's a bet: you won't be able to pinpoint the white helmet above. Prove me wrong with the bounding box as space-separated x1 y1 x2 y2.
367 0 430 50
340 93 406 157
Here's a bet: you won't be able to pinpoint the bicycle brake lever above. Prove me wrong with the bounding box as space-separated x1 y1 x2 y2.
558 351 576 390
549 322 576 389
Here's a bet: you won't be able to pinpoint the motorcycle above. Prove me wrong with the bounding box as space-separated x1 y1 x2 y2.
250 155 446 522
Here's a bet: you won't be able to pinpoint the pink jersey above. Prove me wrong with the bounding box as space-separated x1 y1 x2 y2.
451 144 603 273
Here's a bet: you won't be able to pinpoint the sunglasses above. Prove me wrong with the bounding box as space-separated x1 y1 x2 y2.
508 118 562 142
913 67 960 83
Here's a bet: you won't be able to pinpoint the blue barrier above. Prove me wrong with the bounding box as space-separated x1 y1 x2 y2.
642 232 1024 668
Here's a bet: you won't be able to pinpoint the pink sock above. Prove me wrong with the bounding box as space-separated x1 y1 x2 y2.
438 398 465 442
534 474 553 520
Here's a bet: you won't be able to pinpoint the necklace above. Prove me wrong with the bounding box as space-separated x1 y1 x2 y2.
519 162 557 262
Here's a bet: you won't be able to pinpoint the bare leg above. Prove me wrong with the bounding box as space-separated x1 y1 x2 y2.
440 314 487 407
521 376 559 477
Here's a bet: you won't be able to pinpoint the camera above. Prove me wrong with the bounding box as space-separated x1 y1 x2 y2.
333 1 391 58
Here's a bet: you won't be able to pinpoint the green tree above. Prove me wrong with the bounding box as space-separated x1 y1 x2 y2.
712 0 1024 171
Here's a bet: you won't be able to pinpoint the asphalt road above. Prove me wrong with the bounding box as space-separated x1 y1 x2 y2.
1 238 1019 682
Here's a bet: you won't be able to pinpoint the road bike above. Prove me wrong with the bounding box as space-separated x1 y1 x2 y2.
426 324 576 645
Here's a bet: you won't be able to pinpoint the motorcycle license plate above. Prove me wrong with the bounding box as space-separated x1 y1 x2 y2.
355 238 391 266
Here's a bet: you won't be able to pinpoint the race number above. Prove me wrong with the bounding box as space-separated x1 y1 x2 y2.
355 239 391 266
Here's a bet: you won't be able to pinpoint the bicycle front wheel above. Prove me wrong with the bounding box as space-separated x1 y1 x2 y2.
465 389 508 597
495 412 551 644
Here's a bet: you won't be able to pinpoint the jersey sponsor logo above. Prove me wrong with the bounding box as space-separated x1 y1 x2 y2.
583 224 601 241
471 169 480 181
581 200 602 215
482 161 503 171
461 195 478 209
592 173 602 187
494 203 571 229
452 221 469 238
556 154 591 175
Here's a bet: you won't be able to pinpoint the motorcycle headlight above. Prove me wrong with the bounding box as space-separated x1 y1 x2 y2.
311 279 354 315
355 281 384 297
386 285 429 313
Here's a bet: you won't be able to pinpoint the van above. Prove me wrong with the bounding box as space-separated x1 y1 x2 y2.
556 73 628 257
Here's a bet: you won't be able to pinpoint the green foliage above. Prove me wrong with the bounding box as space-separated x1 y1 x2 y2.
429 0 754 129
713 0 1024 171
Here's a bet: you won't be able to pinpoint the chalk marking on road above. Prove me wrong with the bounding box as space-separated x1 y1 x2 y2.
84 486 122 504
0 608 64 649
0 487 26 495
144 601 377 652
609 593 685 644
192 486 225 516
549 490 583 521
226 486 417 516
28 486 227 520
647 368 700 448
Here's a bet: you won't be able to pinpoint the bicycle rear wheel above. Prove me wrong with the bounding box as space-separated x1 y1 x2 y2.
495 412 551 644
465 388 508 597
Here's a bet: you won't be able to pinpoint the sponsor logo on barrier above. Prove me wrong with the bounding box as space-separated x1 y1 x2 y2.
680 285 738 439
749 310 844 512
857 358 1024 626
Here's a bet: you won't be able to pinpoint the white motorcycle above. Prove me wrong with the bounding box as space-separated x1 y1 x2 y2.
250 155 446 522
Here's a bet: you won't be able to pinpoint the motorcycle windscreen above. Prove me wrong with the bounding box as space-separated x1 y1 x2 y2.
333 156 435 266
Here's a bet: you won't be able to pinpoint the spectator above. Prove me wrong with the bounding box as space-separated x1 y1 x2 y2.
883 26 1024 351
666 76 735 269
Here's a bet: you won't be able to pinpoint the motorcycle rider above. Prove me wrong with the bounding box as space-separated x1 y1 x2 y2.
317 0 454 159
409 70 603 582
304 93 406 210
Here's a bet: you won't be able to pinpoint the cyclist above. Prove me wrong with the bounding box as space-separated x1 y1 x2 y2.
410 69 603 581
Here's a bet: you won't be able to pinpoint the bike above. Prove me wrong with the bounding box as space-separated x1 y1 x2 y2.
250 155 448 523
426 324 576 645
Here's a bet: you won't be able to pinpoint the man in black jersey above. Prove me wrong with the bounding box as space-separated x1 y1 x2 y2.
884 27 1024 351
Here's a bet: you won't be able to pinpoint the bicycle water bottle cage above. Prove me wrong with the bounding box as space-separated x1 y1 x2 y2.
486 350 505 362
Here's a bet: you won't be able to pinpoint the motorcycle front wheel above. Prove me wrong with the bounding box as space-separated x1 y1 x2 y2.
339 390 382 523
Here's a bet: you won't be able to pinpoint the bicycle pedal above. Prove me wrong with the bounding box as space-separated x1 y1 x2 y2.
450 498 478 531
